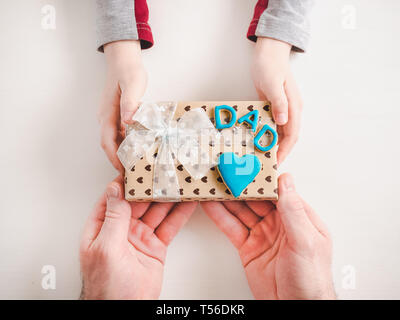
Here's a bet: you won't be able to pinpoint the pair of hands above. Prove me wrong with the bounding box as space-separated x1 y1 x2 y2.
85 37 333 299
98 37 302 173
80 173 335 300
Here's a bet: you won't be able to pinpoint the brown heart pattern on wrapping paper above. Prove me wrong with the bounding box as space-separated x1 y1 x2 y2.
124 101 278 202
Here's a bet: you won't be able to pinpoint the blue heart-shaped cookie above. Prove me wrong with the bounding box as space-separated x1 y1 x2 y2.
217 152 261 198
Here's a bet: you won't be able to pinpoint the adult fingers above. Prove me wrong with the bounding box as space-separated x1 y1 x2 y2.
97 180 132 244
129 202 151 220
80 192 107 251
222 201 260 229
302 199 331 239
155 202 198 245
201 201 248 249
140 203 175 230
246 200 275 217
276 173 316 251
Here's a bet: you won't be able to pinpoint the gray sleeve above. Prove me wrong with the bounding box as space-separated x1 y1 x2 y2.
256 0 314 52
96 0 138 52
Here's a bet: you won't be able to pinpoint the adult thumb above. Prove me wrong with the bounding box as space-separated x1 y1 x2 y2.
277 173 314 249
99 181 131 244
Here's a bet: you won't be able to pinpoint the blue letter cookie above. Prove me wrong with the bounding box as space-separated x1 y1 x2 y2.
214 105 237 129
254 124 277 152
237 110 259 132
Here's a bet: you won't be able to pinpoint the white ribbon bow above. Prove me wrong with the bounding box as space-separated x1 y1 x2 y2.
117 102 219 200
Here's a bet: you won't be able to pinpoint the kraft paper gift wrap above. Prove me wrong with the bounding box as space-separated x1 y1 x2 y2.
118 101 278 202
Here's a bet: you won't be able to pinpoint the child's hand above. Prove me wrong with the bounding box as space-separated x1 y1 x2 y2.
98 40 147 172
80 177 197 299
252 37 303 165
201 174 335 300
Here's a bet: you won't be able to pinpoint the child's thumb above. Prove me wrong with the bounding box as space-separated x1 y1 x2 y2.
267 84 288 125
120 88 140 124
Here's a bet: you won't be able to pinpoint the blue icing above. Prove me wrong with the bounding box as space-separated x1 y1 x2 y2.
254 123 277 152
237 110 259 132
214 105 237 129
217 152 261 198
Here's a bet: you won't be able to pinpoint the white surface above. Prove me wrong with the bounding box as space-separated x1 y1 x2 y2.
0 0 399 299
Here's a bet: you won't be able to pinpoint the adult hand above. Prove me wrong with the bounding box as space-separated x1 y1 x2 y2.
98 40 147 172
252 37 303 165
80 178 197 299
201 173 335 300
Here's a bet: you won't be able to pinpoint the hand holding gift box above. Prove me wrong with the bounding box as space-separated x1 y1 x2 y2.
117 101 278 202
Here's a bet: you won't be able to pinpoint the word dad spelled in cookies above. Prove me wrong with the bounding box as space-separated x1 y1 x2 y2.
214 104 277 198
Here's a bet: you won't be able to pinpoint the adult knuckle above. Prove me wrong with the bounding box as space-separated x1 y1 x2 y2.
288 197 304 212
301 235 317 256
93 248 112 265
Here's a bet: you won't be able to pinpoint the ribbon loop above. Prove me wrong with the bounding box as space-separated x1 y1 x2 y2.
117 102 219 200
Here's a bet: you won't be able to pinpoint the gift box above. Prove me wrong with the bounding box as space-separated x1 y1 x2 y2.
118 101 278 202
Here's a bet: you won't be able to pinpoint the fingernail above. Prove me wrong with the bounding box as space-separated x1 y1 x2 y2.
106 184 119 199
122 111 134 123
282 175 294 192
276 113 288 125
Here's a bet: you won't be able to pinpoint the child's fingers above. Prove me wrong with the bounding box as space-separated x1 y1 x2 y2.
264 82 288 126
256 88 267 100
276 109 300 165
100 122 124 172
277 75 302 165
120 95 139 124
120 81 145 124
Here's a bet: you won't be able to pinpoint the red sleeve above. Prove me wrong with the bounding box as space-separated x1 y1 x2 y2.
135 0 154 49
247 0 269 42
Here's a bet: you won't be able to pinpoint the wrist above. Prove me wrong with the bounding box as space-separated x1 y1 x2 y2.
104 40 143 68
255 37 291 58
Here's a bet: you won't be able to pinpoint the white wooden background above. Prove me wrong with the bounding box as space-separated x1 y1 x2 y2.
0 0 399 299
